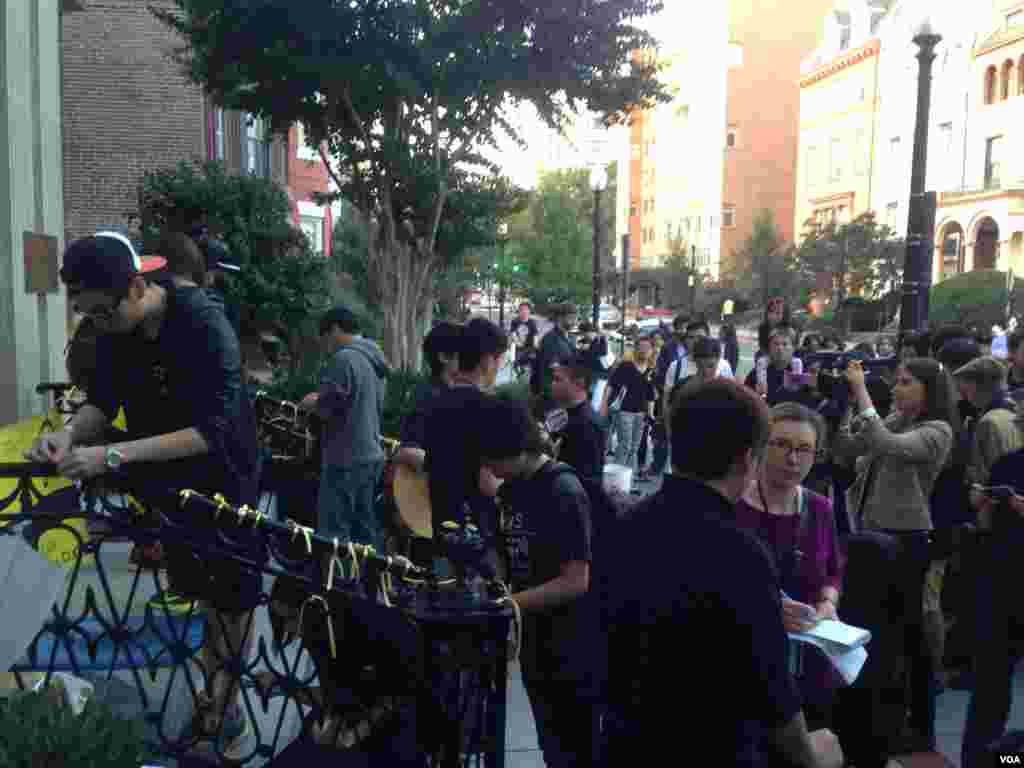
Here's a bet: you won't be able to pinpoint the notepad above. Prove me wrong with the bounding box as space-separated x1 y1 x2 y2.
789 620 872 685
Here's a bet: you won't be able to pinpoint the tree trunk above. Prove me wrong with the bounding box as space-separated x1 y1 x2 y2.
369 226 436 372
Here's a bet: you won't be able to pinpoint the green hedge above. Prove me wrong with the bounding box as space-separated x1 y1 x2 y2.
0 690 153 768
929 269 1021 329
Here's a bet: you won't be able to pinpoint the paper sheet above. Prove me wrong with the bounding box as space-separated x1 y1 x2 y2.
789 619 872 686
0 535 68 671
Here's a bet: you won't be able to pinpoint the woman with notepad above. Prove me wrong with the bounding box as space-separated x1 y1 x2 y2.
733 402 844 730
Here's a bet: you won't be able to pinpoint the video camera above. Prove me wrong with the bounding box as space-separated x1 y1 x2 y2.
802 351 899 402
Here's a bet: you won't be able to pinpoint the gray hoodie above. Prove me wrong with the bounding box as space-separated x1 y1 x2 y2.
316 337 389 466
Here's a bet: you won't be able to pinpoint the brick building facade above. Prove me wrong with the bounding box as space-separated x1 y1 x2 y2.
61 0 329 255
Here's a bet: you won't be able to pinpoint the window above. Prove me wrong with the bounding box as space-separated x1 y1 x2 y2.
985 135 1004 189
806 146 819 191
854 128 867 176
295 122 320 161
985 66 998 105
885 202 899 231
300 216 324 256
1008 9 1023 28
829 137 844 181
889 136 901 163
213 108 224 161
726 126 738 149
936 122 953 186
722 206 736 228
1002 60 1015 100
1019 55 1024 95
629 204 637 217
241 113 271 177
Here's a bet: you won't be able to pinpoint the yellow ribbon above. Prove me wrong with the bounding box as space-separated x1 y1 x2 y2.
288 519 314 555
178 489 193 506
212 493 230 520
327 537 343 591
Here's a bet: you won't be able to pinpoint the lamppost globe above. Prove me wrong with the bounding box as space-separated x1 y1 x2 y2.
590 166 608 192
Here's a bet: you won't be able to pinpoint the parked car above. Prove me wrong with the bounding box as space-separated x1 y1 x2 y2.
582 303 621 327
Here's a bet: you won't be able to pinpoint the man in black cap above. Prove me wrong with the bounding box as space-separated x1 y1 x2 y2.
27 231 262 756
190 225 242 336
532 303 577 402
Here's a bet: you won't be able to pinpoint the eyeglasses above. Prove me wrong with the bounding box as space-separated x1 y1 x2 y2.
766 439 816 459
73 298 121 323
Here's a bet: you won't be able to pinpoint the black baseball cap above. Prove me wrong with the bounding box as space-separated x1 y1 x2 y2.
60 231 167 296
201 238 240 273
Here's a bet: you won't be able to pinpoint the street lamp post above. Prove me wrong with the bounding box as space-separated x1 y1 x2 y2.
621 233 630 331
900 19 942 339
591 167 607 329
690 244 698 314
497 222 509 329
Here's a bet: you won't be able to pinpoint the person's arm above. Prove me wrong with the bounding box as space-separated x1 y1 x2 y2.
395 446 426 471
66 404 110 447
315 352 354 422
510 474 592 612
661 361 676 416
511 560 589 613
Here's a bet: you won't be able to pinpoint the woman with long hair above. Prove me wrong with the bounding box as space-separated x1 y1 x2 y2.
834 357 959 752
758 297 791 357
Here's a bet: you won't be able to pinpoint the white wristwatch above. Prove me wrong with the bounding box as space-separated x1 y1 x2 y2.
104 446 124 472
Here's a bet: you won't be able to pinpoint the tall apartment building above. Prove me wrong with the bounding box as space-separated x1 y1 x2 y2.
720 0 834 283
614 9 733 281
614 0 830 290
61 0 331 255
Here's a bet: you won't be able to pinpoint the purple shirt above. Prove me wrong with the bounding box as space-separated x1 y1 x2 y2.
733 487 843 605
734 487 845 702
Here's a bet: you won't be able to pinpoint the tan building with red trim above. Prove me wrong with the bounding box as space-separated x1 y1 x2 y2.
794 6 888 239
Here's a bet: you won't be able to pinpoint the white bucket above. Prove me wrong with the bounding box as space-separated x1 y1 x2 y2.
603 463 633 495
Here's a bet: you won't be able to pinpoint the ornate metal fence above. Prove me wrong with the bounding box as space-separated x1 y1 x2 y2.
0 462 512 767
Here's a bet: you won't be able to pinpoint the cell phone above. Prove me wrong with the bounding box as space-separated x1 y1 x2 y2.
973 484 1018 501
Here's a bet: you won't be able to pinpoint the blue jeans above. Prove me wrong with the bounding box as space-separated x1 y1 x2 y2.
316 460 385 551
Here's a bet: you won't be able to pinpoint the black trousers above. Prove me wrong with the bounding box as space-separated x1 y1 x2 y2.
520 656 600 768
962 530 1024 768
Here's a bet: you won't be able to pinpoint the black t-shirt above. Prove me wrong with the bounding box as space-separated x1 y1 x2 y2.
399 380 447 448
499 461 595 678
423 384 498 536
608 362 655 413
556 401 606 480
604 475 801 766
509 318 539 356
88 283 260 505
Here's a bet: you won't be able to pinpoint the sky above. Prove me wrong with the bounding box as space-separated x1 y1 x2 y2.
485 3 727 189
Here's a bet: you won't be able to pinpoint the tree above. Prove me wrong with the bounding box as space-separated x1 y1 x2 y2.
732 209 794 307
136 160 332 369
155 0 668 368
794 211 904 306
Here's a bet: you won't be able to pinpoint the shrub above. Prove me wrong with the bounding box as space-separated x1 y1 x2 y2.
929 269 1022 330
0 690 153 768
137 160 333 369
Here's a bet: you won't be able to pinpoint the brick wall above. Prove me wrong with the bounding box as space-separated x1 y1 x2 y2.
61 0 207 244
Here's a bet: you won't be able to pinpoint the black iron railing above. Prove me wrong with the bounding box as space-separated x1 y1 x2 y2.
0 462 511 767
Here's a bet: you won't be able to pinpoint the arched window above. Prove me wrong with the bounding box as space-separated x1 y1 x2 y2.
1002 60 1015 100
985 65 998 104
1018 55 1024 95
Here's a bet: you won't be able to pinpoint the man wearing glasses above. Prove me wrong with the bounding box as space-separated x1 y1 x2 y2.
26 231 262 757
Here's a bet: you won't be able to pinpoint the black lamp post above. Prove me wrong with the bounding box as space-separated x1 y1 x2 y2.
591 166 607 329
900 20 942 339
621 233 630 331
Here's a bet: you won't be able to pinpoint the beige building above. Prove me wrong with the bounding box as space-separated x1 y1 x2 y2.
794 3 889 238
933 2 1024 283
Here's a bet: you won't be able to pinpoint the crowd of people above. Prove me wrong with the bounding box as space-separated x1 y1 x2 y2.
19 229 1024 768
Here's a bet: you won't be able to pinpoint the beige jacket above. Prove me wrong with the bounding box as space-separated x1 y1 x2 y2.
834 413 953 532
965 407 1023 487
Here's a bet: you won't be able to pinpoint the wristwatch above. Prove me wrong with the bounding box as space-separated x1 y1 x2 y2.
104 446 124 472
